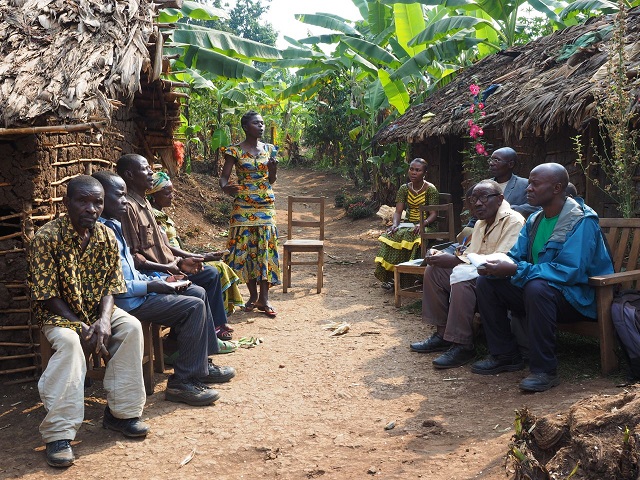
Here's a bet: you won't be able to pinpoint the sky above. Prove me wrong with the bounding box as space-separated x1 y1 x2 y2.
263 0 362 48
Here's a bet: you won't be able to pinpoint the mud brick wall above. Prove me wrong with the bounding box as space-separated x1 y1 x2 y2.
0 115 143 383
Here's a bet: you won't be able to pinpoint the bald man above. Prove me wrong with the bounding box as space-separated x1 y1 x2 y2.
471 163 613 392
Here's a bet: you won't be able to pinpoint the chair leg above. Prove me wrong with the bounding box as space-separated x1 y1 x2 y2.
286 251 292 288
316 249 323 294
282 247 289 293
151 324 165 373
141 321 155 395
394 267 401 308
596 287 619 375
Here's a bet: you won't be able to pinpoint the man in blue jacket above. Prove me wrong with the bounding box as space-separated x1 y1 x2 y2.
471 163 613 392
93 171 235 406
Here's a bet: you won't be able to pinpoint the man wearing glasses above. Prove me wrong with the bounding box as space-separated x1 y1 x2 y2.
410 180 524 368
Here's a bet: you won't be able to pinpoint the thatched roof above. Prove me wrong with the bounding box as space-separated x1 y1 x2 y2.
373 9 640 146
0 0 158 127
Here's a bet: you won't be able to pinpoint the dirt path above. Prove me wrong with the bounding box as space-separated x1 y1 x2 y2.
0 167 620 479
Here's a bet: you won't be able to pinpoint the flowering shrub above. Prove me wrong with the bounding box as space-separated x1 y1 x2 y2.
462 82 490 185
346 201 375 220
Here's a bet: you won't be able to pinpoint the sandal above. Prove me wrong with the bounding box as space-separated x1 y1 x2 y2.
381 280 394 290
242 301 257 312
216 325 233 341
216 339 237 354
256 304 277 318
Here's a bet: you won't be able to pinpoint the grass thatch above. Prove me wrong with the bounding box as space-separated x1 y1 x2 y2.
0 0 156 127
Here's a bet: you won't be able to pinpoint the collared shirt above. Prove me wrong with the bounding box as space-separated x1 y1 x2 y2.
120 190 176 269
28 215 126 332
460 199 525 262
99 217 161 312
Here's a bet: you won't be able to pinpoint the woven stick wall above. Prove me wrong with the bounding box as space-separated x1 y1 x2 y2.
0 124 137 384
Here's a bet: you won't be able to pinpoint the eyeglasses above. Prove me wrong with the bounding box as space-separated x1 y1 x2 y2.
469 193 501 204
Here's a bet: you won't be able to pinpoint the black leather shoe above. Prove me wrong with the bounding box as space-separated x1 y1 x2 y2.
166 378 220 406
103 406 149 438
432 345 476 369
45 439 74 468
200 360 236 384
519 373 560 392
471 354 524 375
410 332 452 353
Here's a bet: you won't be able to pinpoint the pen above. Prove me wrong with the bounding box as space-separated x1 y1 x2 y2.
462 236 468 246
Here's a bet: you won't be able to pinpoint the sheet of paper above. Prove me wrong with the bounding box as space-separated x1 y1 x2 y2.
466 252 515 268
397 222 415 229
164 279 191 289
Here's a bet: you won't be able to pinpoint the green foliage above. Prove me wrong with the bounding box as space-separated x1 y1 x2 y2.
302 73 370 186
574 1 638 218
228 0 277 46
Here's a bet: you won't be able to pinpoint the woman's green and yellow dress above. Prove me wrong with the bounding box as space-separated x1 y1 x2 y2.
374 182 439 284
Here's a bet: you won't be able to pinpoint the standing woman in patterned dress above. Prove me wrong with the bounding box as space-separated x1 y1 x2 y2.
219 111 281 317
374 158 439 289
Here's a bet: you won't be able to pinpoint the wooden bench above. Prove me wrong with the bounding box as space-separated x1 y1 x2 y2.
559 217 640 375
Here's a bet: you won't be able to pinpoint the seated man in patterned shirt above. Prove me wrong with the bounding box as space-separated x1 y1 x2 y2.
29 176 149 468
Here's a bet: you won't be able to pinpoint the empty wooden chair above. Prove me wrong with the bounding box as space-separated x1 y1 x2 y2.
282 196 325 293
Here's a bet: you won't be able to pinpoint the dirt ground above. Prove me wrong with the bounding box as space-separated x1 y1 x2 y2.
0 167 628 479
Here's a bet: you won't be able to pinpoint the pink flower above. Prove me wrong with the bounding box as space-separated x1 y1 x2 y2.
469 84 480 96
477 128 484 136
478 102 484 110
470 124 479 136
469 105 475 114
468 119 474 127
481 111 486 117
475 143 486 155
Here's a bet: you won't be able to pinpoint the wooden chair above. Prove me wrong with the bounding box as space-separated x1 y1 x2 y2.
39 320 156 395
393 193 456 307
559 218 640 375
282 196 325 294
151 324 172 373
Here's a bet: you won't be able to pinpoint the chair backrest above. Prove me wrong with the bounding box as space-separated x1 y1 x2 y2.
419 193 456 256
287 196 325 241
600 218 640 288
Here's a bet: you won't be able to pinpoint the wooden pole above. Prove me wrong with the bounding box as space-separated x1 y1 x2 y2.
0 365 37 375
0 353 37 361
0 325 39 331
0 121 107 137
